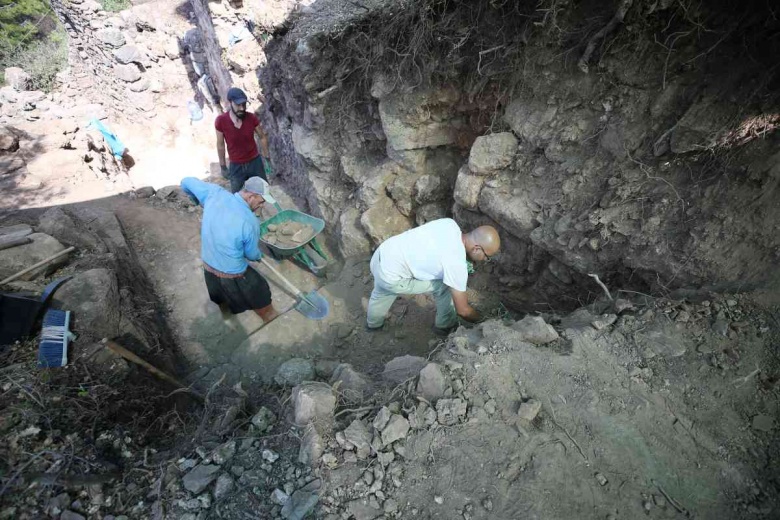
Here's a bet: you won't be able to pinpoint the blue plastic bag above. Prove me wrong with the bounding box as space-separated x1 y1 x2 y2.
87 118 127 159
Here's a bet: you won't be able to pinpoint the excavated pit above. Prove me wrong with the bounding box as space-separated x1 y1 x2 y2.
258 0 780 314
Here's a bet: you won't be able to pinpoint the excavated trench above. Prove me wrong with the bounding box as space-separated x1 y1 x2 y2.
250 0 780 313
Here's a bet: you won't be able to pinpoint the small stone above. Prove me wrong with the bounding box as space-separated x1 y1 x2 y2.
436 398 468 426
343 452 358 464
752 414 775 432
271 489 289 506
482 497 493 511
511 316 559 344
182 464 220 494
591 314 617 330
434 495 444 505
250 407 276 432
281 490 318 520
595 473 608 486
712 319 730 337
643 500 653 511
383 498 399 513
213 475 234 500
135 186 155 198
343 420 372 459
377 451 395 466
262 449 280 463
517 399 542 422
477 345 488 355
675 310 691 323
322 453 338 468
275 358 315 386
484 399 496 415
59 512 85 520
726 299 737 307
373 406 392 431
382 414 410 445
212 441 236 465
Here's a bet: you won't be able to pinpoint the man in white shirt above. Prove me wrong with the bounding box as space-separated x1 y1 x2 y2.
366 218 501 335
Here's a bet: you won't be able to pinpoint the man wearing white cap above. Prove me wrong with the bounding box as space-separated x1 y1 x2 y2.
181 176 279 323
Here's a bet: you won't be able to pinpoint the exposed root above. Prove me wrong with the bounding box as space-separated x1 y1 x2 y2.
577 0 634 73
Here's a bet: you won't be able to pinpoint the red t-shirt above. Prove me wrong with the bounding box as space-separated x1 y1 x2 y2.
215 112 260 164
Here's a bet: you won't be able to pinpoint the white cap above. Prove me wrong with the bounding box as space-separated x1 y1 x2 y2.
242 177 269 195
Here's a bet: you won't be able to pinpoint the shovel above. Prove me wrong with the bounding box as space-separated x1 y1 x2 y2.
256 257 329 320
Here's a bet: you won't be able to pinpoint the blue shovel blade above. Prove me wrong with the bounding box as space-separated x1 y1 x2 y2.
294 291 329 320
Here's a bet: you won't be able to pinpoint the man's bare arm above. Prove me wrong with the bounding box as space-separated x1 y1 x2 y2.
216 130 227 168
254 125 270 158
451 289 481 322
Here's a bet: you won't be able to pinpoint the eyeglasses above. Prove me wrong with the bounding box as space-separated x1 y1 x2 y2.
476 246 492 262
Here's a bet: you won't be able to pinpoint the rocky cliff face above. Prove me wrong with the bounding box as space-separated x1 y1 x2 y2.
251 0 780 309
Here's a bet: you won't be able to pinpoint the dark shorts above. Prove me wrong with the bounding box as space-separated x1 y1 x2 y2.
204 267 272 314
228 155 267 193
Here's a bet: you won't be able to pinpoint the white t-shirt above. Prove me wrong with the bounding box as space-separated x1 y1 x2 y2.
376 218 468 292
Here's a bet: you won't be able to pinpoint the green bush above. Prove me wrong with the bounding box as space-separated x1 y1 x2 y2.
0 0 67 92
9 29 68 91
100 0 130 13
0 0 52 53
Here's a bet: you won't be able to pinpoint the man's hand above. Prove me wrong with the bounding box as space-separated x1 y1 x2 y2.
451 289 482 323
220 164 229 178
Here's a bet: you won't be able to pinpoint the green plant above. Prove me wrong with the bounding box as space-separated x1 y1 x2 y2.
99 0 130 13
2 27 67 91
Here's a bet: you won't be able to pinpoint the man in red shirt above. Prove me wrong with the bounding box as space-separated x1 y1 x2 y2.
216 87 271 193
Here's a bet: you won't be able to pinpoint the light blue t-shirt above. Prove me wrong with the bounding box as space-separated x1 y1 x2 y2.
181 177 262 274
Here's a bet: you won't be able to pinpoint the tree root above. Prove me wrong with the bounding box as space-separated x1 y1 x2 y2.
578 0 634 73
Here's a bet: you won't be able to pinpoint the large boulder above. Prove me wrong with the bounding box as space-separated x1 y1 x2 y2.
0 126 19 152
292 124 335 172
511 316 559 345
382 355 427 385
114 64 142 83
378 88 465 150
360 195 412 246
97 28 126 48
416 363 446 402
337 208 371 258
504 97 558 147
274 358 315 386
225 38 265 74
0 233 68 281
53 269 121 340
468 132 518 175
453 165 485 210
4 67 31 91
38 207 106 252
113 45 146 66
479 187 537 239
330 363 372 404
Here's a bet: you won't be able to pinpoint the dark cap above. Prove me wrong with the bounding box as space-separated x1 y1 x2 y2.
227 87 248 104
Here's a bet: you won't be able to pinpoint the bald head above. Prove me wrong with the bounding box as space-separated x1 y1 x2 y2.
463 225 501 262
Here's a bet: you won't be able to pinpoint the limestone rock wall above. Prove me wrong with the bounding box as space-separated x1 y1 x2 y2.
253 0 780 308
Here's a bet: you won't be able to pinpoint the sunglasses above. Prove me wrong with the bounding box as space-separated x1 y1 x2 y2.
475 245 492 261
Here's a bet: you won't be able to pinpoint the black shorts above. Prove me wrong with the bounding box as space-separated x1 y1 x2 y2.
228 156 267 193
204 267 272 314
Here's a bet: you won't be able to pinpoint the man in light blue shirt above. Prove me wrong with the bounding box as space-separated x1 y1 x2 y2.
181 177 279 323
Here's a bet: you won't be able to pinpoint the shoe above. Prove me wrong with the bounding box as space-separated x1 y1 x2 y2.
365 323 384 332
432 324 457 337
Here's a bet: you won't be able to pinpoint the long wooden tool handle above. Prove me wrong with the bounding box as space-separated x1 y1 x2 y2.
258 257 304 297
103 339 201 400
0 246 76 286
